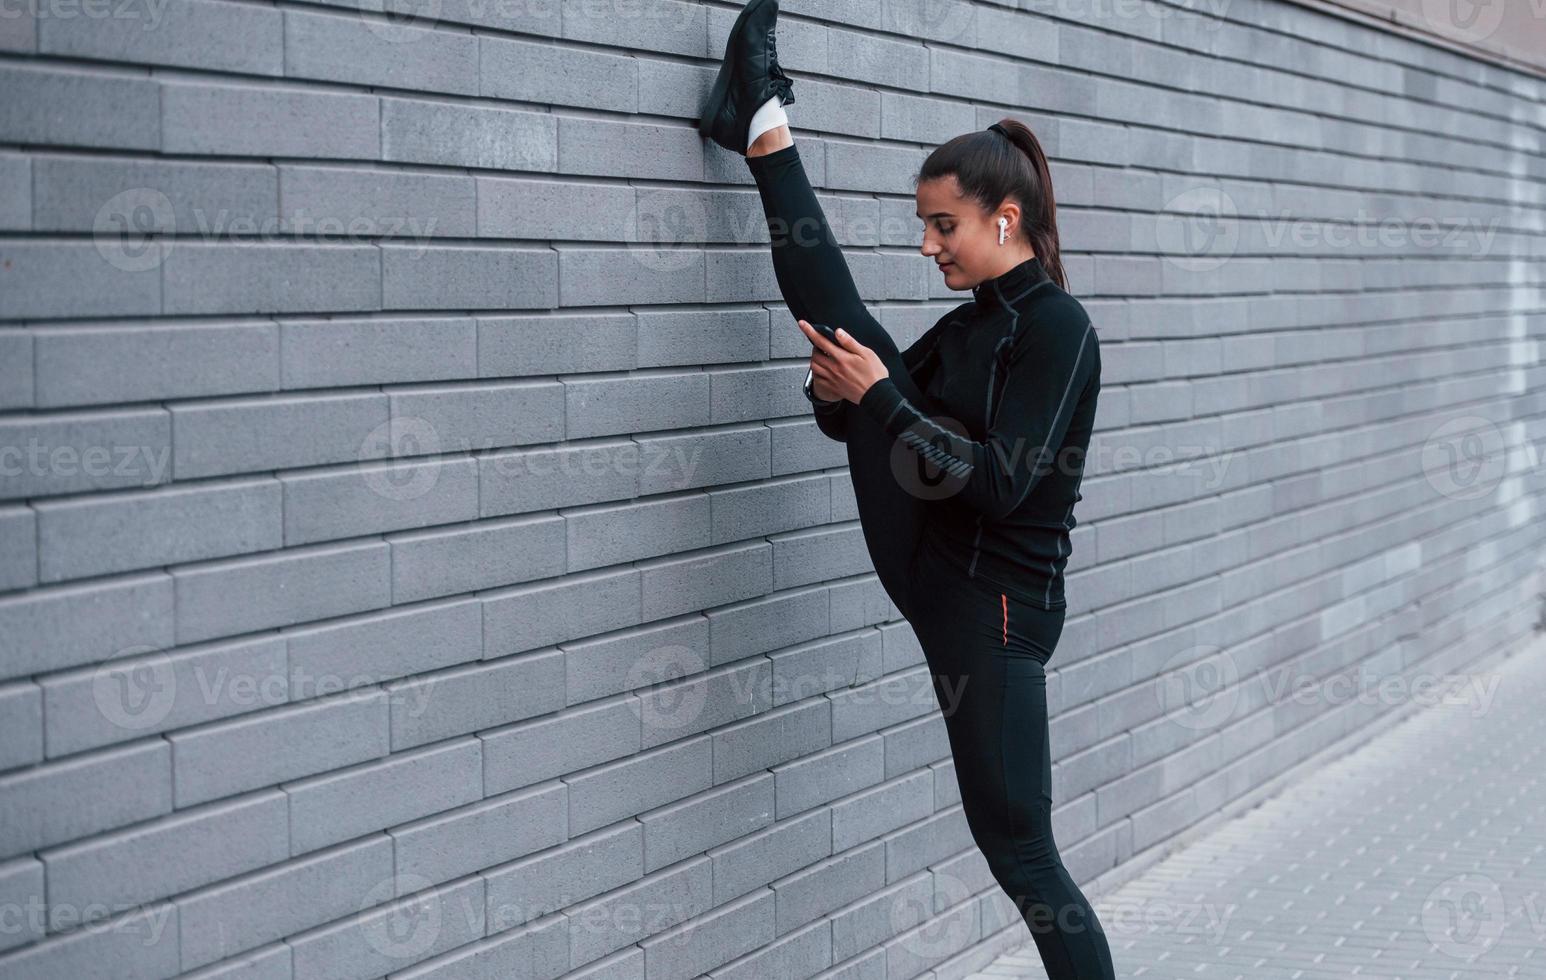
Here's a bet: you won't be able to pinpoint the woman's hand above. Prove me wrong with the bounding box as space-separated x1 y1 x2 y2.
798 319 889 405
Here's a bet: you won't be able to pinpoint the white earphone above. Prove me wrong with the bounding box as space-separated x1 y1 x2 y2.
998 216 1009 246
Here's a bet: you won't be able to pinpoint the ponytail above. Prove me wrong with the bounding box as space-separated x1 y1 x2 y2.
915 117 1067 292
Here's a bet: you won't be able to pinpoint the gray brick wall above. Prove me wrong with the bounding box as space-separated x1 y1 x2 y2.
1 0 1543 977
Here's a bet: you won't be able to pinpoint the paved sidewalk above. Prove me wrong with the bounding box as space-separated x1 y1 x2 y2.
975 638 1546 979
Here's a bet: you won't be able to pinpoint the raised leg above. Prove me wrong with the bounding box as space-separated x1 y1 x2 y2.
745 141 936 619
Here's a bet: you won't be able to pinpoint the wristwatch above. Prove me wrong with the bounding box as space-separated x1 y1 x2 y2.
804 367 844 411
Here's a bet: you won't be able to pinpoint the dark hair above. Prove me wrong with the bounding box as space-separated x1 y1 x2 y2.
914 117 1066 291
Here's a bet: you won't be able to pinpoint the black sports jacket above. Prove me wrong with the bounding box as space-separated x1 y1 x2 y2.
808 255 1100 609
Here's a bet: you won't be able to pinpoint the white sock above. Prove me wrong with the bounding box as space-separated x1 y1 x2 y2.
746 95 788 150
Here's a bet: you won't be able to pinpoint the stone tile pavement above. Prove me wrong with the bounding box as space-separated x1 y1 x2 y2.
974 637 1546 979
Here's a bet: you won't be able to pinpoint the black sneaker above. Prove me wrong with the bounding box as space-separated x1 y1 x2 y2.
698 0 796 153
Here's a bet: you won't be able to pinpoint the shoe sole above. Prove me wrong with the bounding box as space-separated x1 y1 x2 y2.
697 0 773 142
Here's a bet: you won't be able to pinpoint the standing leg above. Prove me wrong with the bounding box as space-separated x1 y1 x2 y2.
910 546 1119 979
745 138 940 620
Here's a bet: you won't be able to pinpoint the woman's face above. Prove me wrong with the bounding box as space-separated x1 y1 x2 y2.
915 175 1017 291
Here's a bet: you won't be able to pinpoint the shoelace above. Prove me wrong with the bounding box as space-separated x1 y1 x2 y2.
766 31 795 103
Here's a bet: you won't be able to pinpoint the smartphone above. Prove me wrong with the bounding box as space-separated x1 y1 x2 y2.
808 322 839 344
803 322 839 399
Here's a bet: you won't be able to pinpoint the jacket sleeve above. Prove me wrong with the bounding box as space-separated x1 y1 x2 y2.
807 312 953 444
856 318 1096 521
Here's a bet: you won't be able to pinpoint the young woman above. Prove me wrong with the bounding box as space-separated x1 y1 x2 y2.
699 2 1116 978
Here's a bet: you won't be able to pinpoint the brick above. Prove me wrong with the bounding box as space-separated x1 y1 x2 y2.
382 98 556 172
392 782 567 886
480 36 638 112
477 312 637 375
0 682 42 772
178 945 292 979
640 888 773 979
481 697 640 796
711 699 832 785
389 379 565 457
284 598 482 693
40 636 286 757
0 65 158 150
0 859 44 953
639 542 774 623
387 512 567 604
381 245 557 311
0 506 36 591
287 876 484 980
480 567 641 659
479 441 640 518
634 427 770 496
280 457 478 546
0 572 174 681
565 736 712 837
712 807 832 909
35 477 281 582
557 247 706 307
30 154 276 237
394 913 567 980
284 9 478 95
562 0 706 57
162 83 379 158
0 739 171 859
170 391 389 481
0 241 161 321
562 369 711 438
483 822 641 933
285 739 482 855
475 176 635 240
161 244 381 316
171 540 391 645
640 773 774 873
557 116 702 181
281 316 477 388
0 902 180 979
0 153 29 230
42 792 289 923
0 331 28 413
0 2 33 52
39 0 284 75
387 648 564 750
33 320 279 407
773 735 884 820
169 688 389 807
279 166 477 239
177 836 394 971
565 494 711 571
566 857 710 966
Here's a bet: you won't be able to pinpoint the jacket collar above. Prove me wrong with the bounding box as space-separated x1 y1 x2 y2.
971 255 1050 313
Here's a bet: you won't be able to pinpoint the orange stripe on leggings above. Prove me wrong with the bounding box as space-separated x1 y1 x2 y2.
1001 593 1008 645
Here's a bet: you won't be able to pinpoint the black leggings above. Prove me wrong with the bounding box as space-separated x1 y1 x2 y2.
746 143 1117 980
